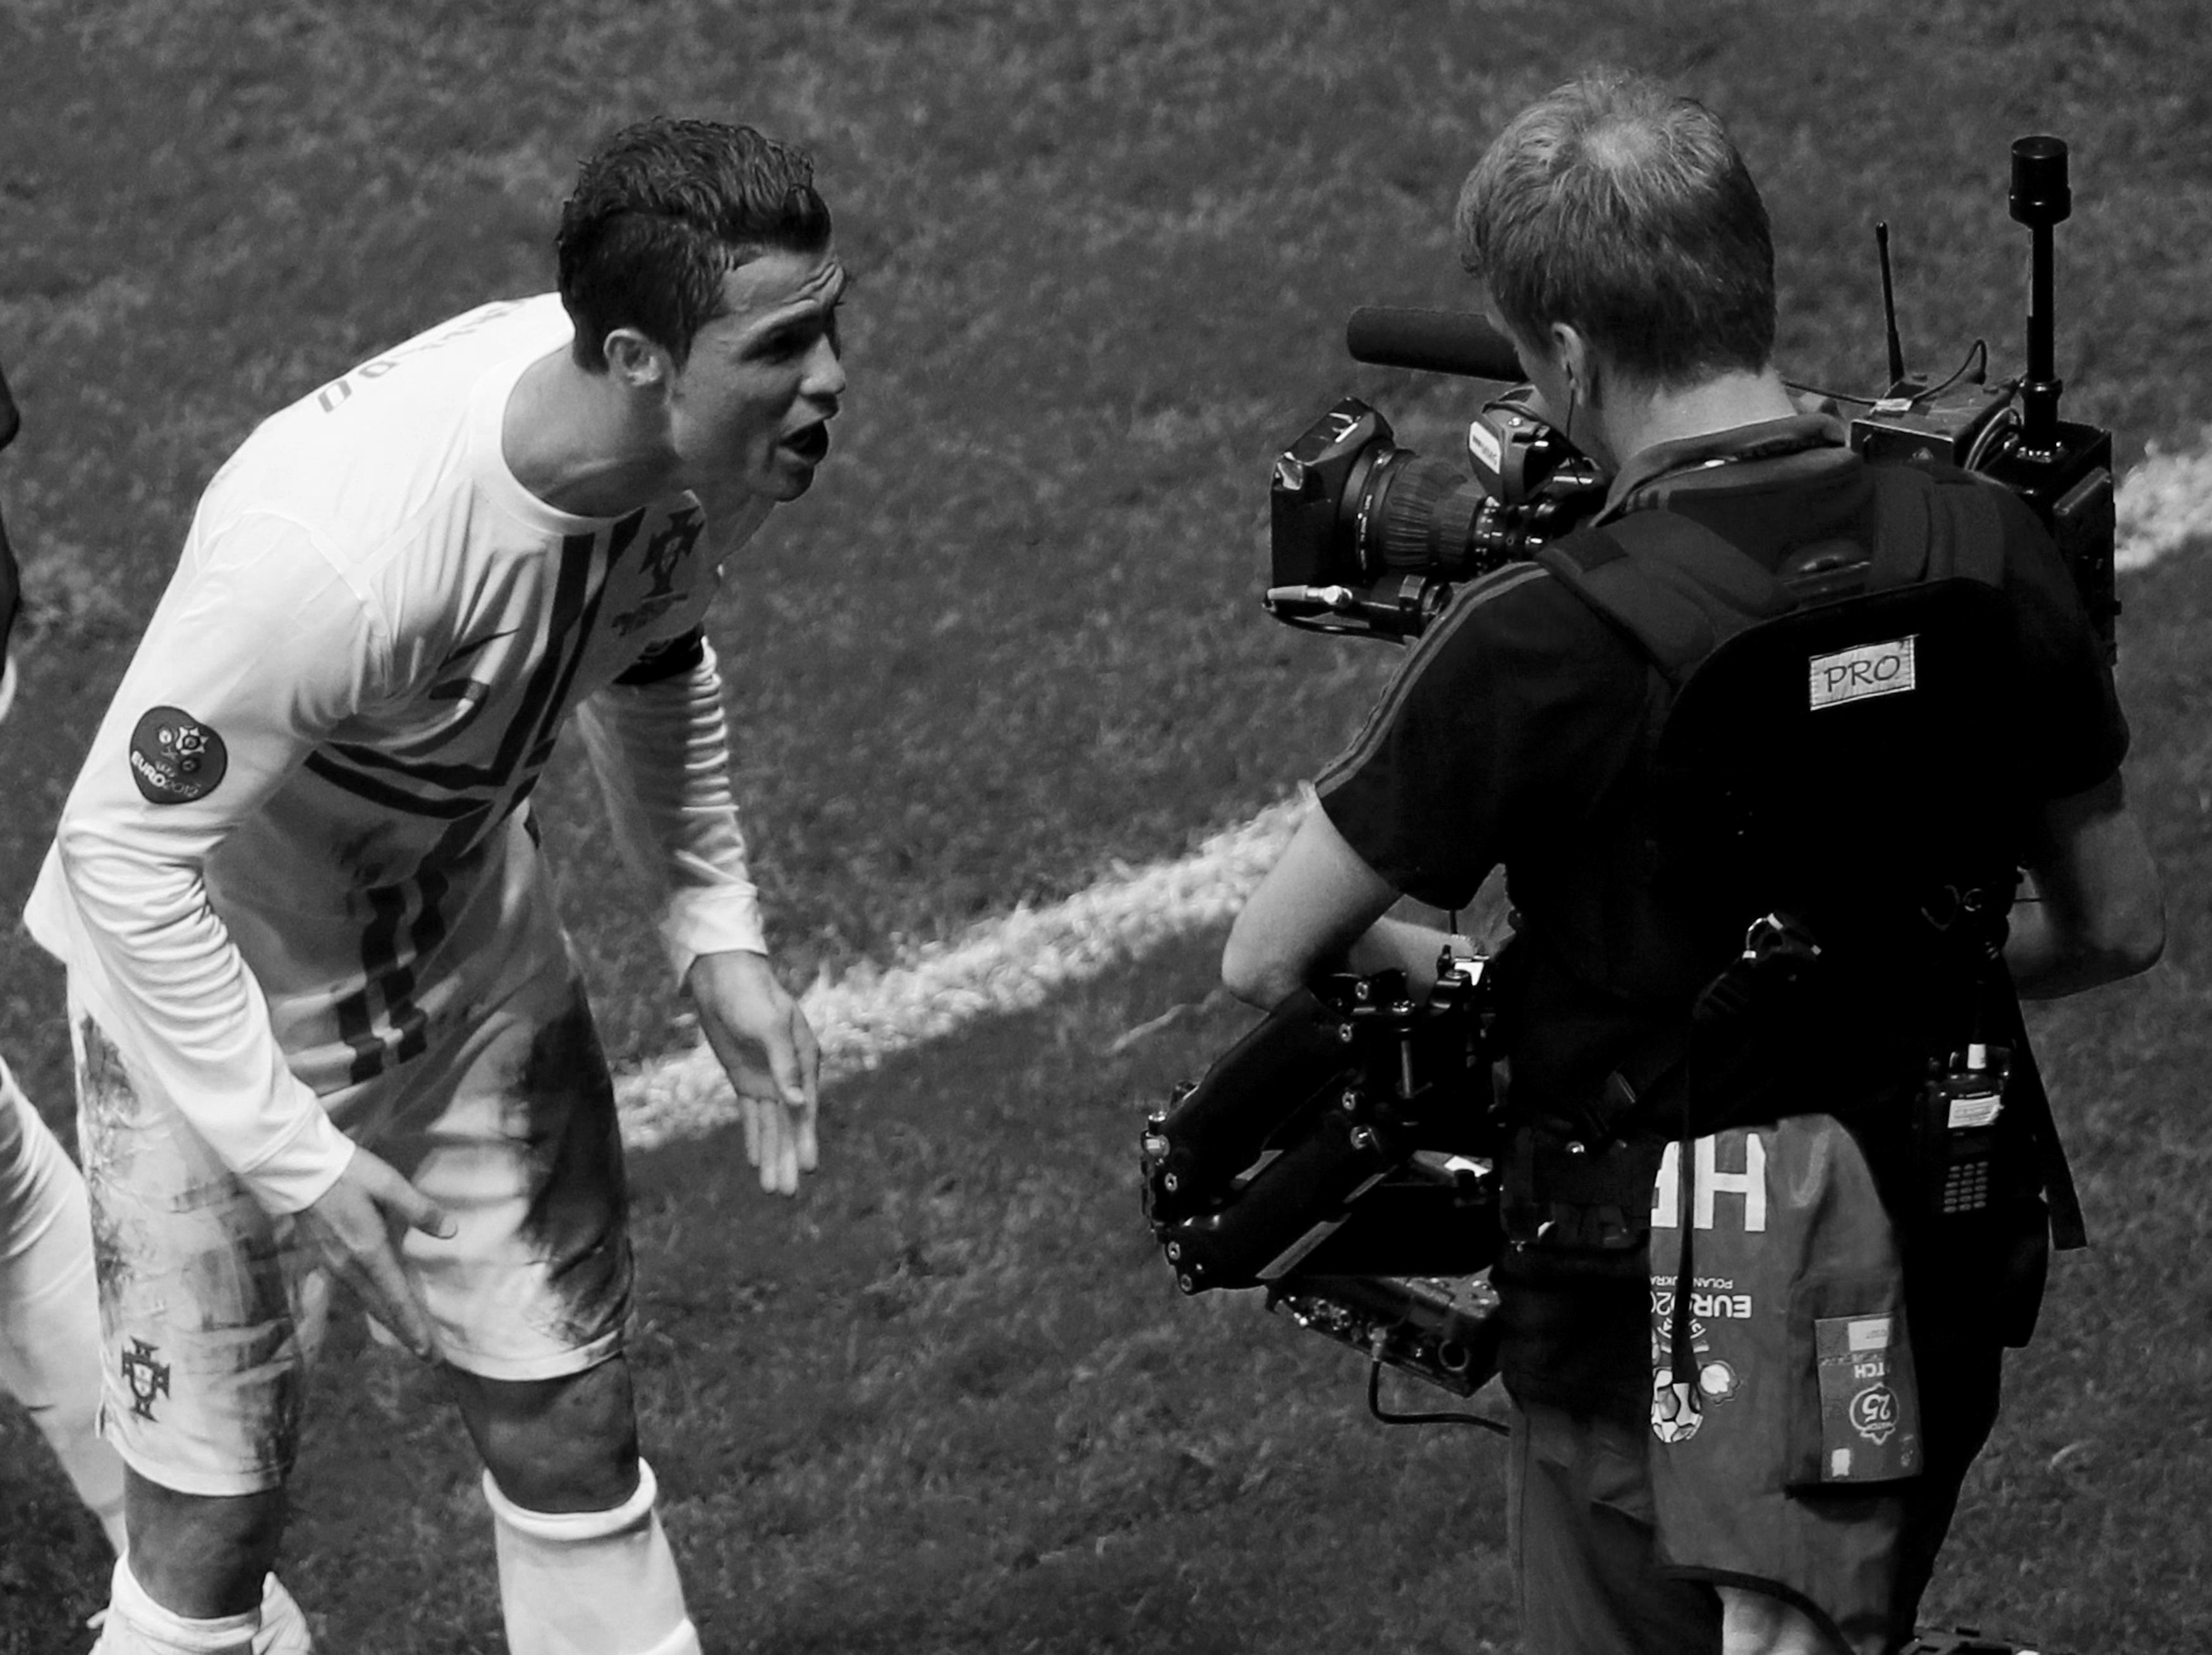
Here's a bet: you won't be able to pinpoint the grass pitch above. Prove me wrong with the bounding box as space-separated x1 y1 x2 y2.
2 1 2209 1649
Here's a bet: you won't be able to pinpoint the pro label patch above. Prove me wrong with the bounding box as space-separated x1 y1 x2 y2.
1808 635 1917 710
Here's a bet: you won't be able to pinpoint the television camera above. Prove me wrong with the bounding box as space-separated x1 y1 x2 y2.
1263 135 2118 657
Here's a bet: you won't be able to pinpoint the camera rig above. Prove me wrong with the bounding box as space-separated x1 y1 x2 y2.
1141 951 1510 1403
1263 135 2118 658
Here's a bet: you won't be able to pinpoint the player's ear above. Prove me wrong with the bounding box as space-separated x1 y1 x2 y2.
602 329 673 395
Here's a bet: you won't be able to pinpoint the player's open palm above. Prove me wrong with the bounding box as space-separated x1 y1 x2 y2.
293 1144 454 1360
688 948 821 1195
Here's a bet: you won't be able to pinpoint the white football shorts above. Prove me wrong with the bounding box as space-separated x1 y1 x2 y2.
71 943 634 1497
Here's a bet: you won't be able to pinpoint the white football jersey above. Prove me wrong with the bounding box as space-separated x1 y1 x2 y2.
28 295 771 1213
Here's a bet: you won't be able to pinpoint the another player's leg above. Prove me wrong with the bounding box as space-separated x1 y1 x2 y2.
71 1005 316 1652
0 1055 126 1553
395 962 694 1655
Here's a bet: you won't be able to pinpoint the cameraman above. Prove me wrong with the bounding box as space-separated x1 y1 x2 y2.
1224 71 2161 1655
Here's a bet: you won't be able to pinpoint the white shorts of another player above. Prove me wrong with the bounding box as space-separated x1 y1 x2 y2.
615 444 2211 1151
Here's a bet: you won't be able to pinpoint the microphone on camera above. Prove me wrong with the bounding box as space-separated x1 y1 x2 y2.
1344 308 1524 382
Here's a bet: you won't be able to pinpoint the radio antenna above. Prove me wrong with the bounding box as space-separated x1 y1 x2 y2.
1876 221 1906 391
2009 135 2070 446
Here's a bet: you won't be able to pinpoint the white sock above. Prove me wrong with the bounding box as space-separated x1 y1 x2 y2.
0 1062 128 1553
483 1458 700 1655
92 1556 258 1654
252 1575 313 1655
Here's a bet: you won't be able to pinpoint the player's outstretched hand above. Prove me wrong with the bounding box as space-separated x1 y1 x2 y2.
293 1144 455 1360
688 948 822 1196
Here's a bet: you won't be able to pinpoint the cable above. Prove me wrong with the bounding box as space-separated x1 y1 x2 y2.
1782 380 1882 408
1787 339 1993 412
1364 1350 1508 1433
1918 339 1991 403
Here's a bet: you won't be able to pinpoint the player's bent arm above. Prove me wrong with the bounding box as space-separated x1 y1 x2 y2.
580 634 817 1192
572 632 767 982
32 511 384 1213
2006 767 2165 999
1222 805 1401 1010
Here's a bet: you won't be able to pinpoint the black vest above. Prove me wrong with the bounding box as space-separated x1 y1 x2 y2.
1498 460 2079 1261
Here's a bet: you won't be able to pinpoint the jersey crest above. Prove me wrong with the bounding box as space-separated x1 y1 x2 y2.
611 505 706 637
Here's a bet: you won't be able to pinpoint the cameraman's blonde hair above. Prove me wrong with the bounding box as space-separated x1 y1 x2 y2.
1456 70 1774 388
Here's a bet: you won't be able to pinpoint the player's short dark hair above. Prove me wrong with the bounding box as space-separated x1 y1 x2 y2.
557 117 833 370
1455 70 1774 388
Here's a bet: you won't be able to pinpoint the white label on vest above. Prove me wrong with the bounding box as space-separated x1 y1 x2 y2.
1808 635 1917 709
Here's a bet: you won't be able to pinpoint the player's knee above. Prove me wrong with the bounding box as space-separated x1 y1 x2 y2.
487 1431 640 1515
123 1473 286 1619
456 1360 641 1513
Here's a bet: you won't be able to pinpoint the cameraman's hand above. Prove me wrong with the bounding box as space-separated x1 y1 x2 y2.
688 948 821 1195
292 1145 454 1360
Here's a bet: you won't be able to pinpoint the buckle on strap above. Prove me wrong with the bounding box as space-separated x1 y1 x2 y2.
1693 911 1823 1025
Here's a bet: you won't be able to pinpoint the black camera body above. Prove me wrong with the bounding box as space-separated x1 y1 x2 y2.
1264 135 2118 659
1267 389 1605 640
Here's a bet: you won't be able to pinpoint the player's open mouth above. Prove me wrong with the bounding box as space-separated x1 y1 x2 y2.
781 424 830 465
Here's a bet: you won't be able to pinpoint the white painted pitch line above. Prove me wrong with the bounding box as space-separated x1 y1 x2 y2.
614 795 1308 1150
614 444 2211 1151
2115 431 2212 572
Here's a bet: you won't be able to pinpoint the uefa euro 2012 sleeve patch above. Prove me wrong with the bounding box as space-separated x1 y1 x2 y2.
128 706 228 805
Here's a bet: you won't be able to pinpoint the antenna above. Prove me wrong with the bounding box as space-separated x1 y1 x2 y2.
1876 221 1907 391
2009 135 2070 446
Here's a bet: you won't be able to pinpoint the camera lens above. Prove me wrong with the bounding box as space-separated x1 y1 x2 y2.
1359 451 1487 577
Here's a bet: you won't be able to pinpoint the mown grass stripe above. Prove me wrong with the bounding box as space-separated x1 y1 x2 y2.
616 443 2210 1150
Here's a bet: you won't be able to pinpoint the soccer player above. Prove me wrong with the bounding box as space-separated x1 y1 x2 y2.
0 348 129 1548
28 118 843 1655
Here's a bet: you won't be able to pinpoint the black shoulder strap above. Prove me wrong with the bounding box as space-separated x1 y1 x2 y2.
1536 464 2007 689
1534 510 1799 688
1866 460 2008 591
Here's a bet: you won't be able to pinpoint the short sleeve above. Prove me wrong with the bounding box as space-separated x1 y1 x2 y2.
1316 565 1651 911
1988 485 2130 797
